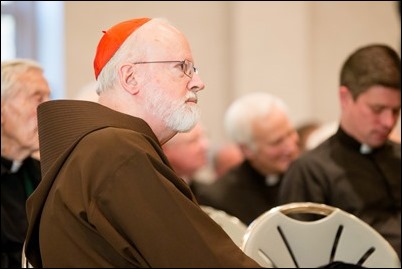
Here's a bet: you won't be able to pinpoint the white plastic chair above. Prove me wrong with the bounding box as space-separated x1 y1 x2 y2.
201 205 247 247
241 202 400 268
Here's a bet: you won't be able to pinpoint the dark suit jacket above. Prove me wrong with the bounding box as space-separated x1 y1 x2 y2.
1 156 41 268
198 160 281 225
279 128 401 259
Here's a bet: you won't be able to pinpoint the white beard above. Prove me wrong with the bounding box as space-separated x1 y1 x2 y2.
144 89 199 132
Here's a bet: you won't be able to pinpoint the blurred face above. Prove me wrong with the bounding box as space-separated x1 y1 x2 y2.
163 124 209 179
246 109 300 175
341 85 401 148
1 69 51 157
214 144 244 178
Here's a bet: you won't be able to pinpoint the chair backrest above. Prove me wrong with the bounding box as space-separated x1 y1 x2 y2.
201 205 247 247
241 202 401 268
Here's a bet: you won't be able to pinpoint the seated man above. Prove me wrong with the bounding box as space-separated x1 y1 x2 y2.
198 92 300 225
1 59 51 268
278 44 401 258
23 17 260 268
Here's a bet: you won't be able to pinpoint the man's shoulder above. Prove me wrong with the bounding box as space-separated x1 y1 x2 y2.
85 127 153 147
77 127 161 164
213 168 250 188
297 142 333 164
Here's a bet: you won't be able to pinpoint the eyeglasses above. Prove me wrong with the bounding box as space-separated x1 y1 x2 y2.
133 59 198 78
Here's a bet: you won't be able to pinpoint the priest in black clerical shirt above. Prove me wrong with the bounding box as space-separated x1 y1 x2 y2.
278 44 401 259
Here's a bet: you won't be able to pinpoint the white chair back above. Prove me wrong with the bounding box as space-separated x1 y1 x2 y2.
241 202 400 268
201 205 247 247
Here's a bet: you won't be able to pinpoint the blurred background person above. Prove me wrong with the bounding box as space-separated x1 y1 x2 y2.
162 122 210 198
305 119 400 151
1 59 51 268
198 92 300 225
279 44 401 258
211 142 244 179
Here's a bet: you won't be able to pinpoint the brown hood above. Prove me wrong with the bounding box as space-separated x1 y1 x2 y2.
25 100 160 267
37 100 158 178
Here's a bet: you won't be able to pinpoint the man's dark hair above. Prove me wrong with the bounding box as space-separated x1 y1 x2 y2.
340 44 401 99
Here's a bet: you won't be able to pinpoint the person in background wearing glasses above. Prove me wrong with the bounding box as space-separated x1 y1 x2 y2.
24 18 260 268
197 92 300 225
278 44 401 259
1 59 51 268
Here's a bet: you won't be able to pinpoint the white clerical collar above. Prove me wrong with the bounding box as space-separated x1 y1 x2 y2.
265 174 280 186
360 143 372 155
10 160 23 173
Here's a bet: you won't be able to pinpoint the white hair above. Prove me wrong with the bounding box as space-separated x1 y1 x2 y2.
1 58 43 101
224 92 288 151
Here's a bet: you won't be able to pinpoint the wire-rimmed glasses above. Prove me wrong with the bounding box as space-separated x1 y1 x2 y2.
133 59 198 78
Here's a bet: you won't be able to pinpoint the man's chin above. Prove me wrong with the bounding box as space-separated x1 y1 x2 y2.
368 139 386 148
175 121 197 133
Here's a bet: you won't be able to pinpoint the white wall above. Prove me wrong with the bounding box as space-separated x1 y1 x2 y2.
64 1 400 144
230 2 313 128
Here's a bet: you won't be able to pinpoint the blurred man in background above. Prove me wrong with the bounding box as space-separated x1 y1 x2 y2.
1 59 51 268
199 92 300 224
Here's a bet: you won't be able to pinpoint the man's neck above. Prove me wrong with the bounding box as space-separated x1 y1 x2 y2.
1 140 32 162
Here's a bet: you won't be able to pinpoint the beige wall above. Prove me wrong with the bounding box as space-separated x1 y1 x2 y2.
65 1 400 144
311 1 400 123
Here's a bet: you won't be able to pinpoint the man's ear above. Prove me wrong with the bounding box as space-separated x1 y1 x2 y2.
339 86 352 109
240 144 254 159
119 63 139 95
